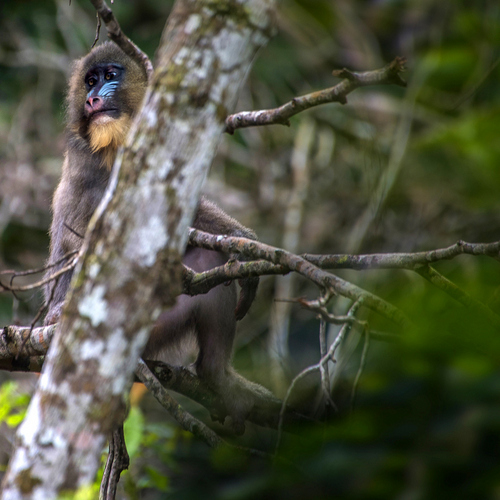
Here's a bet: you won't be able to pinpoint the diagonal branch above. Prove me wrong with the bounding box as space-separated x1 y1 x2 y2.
415 265 500 327
225 57 406 133
187 229 412 329
135 359 223 448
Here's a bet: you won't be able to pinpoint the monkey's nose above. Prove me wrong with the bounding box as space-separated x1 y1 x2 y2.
85 96 103 115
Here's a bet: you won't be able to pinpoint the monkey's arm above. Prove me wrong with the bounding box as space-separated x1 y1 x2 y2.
193 197 257 240
43 161 107 326
193 197 259 320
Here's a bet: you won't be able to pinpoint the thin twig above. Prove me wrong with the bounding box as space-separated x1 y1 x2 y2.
91 11 101 48
350 327 370 411
275 300 364 453
318 318 335 413
0 253 79 293
16 275 59 359
1 250 78 279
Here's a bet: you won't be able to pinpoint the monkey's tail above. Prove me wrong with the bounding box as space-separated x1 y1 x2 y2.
235 276 259 321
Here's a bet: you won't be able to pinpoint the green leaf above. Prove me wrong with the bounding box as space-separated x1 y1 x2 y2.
123 406 145 459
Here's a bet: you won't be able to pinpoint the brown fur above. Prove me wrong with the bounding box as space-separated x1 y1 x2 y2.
44 42 262 433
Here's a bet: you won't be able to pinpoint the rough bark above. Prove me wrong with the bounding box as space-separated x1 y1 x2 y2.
1 1 275 498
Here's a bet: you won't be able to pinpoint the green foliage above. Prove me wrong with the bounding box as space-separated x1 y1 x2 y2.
155 281 500 499
0 381 30 428
124 406 145 459
57 484 100 500
119 406 189 495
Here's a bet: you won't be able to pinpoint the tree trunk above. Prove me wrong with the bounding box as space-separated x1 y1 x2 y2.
1 0 275 498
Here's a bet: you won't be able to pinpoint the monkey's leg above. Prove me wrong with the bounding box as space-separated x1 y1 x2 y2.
194 281 258 434
194 280 236 387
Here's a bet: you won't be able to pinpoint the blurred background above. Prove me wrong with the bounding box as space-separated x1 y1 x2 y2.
1 0 500 498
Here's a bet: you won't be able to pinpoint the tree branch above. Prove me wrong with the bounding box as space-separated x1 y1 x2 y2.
188 229 412 330
186 232 500 329
225 57 406 134
302 239 500 270
414 265 500 327
135 359 223 448
0 325 307 430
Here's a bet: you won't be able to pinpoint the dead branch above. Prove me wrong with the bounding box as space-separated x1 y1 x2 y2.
188 229 412 330
225 57 406 134
275 300 363 452
0 252 79 293
302 239 500 270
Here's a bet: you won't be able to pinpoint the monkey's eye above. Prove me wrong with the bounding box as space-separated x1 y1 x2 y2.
105 72 116 80
88 77 96 87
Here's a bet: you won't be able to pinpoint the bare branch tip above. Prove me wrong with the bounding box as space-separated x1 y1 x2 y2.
332 68 356 81
392 56 408 72
387 56 408 87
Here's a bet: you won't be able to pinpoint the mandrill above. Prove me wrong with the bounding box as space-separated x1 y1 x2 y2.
44 42 262 432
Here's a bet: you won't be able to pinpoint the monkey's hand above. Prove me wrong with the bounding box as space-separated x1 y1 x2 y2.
235 276 259 321
230 231 259 321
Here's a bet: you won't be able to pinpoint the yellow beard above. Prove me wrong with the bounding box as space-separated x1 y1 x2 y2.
88 114 130 169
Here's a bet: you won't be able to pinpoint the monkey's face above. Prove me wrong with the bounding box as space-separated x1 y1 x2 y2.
67 42 148 165
82 62 133 156
84 63 124 124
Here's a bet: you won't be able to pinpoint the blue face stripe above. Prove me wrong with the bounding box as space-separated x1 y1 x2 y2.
98 80 119 98
86 80 119 99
